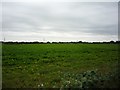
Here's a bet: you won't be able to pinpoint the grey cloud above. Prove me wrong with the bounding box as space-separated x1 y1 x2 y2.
2 2 118 41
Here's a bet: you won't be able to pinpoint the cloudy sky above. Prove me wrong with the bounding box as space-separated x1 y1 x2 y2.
2 1 118 42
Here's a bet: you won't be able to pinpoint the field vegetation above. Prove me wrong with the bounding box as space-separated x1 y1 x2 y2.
2 43 119 88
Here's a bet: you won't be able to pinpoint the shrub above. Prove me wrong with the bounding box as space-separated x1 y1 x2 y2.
60 70 119 89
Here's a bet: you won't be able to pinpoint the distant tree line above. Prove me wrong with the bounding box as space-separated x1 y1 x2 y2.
0 40 120 44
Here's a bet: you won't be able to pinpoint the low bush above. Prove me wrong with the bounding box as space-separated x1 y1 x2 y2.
60 70 119 88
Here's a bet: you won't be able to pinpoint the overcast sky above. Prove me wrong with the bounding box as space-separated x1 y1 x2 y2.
2 1 118 42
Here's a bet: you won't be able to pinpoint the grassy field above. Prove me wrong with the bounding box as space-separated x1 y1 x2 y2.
2 44 119 88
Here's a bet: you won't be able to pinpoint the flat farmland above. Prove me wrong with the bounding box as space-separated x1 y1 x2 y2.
2 44 119 88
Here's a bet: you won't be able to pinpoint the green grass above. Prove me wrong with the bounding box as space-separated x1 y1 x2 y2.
2 44 119 88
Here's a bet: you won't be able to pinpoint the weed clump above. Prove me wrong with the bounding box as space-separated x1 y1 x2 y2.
60 70 119 88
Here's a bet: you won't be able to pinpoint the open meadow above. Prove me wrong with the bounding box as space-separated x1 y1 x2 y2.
2 43 119 88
